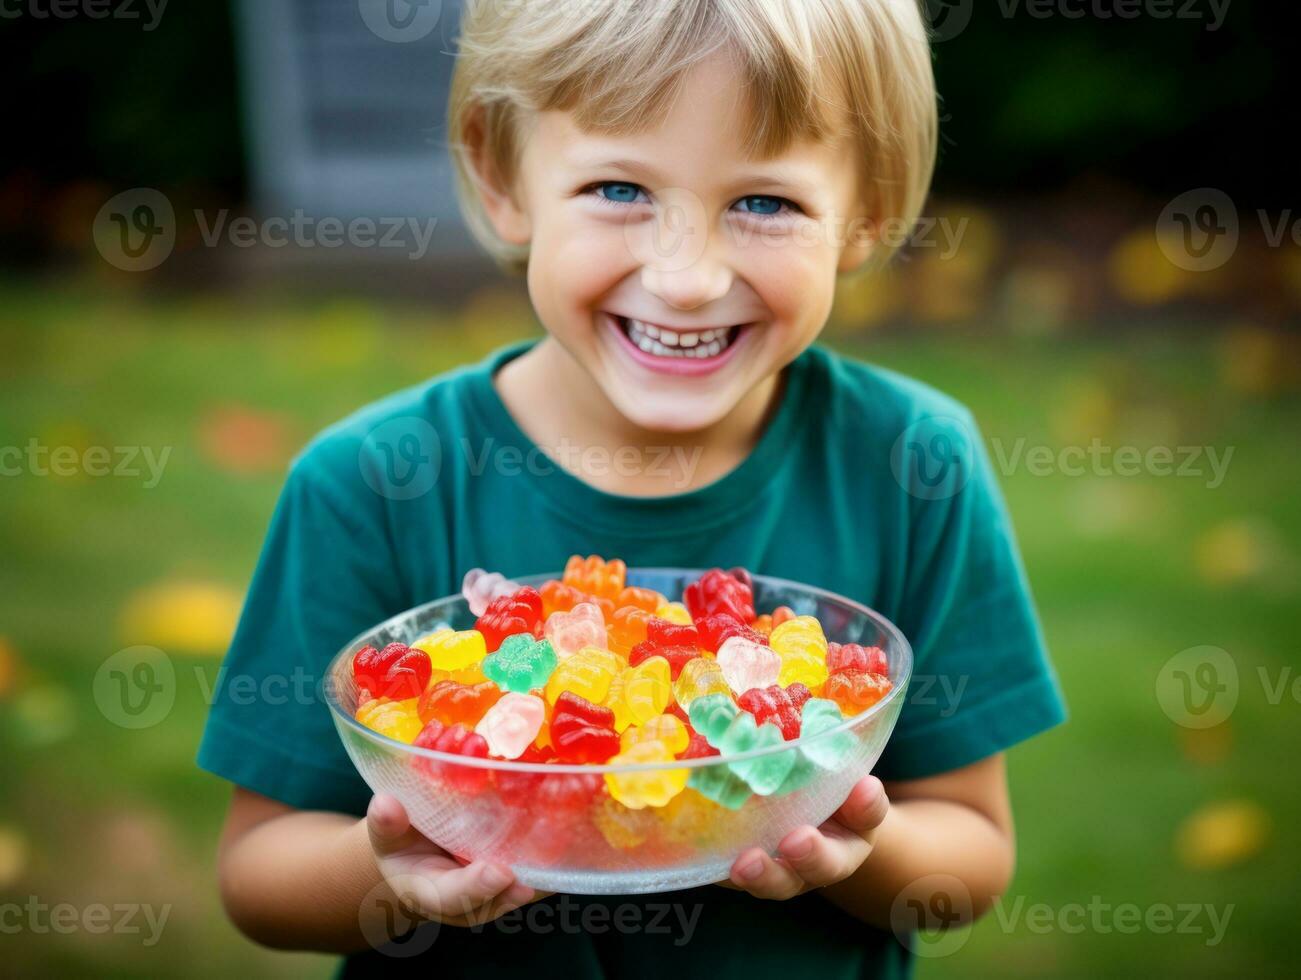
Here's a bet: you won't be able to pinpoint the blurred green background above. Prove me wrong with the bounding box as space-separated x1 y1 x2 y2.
1 1 1299 977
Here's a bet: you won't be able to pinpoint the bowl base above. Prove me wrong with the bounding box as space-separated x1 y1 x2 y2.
512 859 733 895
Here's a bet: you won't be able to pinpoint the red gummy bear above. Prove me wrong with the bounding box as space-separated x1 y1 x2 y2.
683 568 755 623
826 642 888 677
352 642 432 700
474 586 545 652
495 742 602 814
694 613 767 653
645 617 700 650
549 692 621 763
737 683 813 740
629 641 697 680
413 719 490 793
678 730 720 760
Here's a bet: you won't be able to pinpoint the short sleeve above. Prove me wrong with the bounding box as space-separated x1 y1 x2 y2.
196 450 407 814
875 410 1066 781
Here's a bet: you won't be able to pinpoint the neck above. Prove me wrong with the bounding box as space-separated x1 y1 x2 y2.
495 336 784 495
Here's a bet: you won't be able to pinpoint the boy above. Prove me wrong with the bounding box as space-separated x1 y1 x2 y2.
200 1 1065 976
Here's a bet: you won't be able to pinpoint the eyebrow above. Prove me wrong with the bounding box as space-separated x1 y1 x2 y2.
568 155 824 201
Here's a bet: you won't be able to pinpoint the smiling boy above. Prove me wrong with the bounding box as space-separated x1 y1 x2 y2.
200 2 1065 976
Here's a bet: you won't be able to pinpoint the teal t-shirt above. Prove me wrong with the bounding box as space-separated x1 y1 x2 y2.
198 340 1065 978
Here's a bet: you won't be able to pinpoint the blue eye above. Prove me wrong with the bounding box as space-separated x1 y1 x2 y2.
592 182 647 205
735 195 790 216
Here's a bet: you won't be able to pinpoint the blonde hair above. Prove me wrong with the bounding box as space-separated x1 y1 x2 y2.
448 0 937 276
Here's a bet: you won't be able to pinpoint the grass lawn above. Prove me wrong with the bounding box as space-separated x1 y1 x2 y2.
0 279 1295 977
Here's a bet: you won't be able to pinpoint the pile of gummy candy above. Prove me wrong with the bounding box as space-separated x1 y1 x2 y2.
350 557 891 817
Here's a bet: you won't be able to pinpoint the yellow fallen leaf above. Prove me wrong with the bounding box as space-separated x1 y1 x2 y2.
119 580 243 655
1175 799 1270 870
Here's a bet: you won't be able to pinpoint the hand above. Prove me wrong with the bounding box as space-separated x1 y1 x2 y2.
367 794 545 927
722 775 889 900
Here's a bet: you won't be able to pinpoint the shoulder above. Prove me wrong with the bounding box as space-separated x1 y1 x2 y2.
285 351 501 502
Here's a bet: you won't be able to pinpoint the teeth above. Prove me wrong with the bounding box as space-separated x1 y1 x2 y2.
620 315 736 359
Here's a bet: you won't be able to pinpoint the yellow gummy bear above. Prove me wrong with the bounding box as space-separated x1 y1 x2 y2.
355 697 422 744
654 601 693 625
769 616 829 689
672 656 731 710
545 645 621 704
620 713 689 755
413 629 487 672
593 794 656 848
602 669 633 733
621 656 671 726
604 741 688 809
660 788 727 846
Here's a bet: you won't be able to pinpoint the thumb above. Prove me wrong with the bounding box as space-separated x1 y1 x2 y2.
367 793 423 854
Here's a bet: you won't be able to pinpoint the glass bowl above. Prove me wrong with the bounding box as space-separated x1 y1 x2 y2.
325 569 911 894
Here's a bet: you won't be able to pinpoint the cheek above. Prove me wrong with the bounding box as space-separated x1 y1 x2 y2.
532 210 634 308
742 235 837 333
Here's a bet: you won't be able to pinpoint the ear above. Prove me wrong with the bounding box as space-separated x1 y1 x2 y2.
836 198 878 275
462 104 532 246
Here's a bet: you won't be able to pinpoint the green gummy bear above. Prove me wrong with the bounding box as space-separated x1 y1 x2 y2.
688 692 739 744
798 698 855 769
687 762 752 810
725 717 796 795
482 634 556 694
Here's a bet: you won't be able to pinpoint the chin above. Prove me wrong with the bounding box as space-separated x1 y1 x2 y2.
605 390 736 436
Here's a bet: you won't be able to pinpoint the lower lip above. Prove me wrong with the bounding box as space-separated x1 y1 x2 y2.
605 313 749 377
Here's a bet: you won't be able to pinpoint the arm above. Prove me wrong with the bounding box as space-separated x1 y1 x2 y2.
726 754 1014 930
217 788 541 952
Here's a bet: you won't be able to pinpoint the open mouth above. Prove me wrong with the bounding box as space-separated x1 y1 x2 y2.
611 314 744 359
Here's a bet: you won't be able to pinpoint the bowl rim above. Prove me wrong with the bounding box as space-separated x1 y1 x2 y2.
325 568 913 775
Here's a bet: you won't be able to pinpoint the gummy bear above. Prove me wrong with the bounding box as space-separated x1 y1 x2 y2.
672 656 732 710
352 642 431 700
628 641 696 680
710 711 794 795
544 645 621 704
474 692 546 759
593 795 656 848
461 567 522 617
695 613 766 653
654 601 693 625
659 787 726 845
687 692 740 743
770 605 797 628
474 586 545 652
549 691 621 763
356 696 423 743
619 655 672 726
645 617 700 650
686 762 752 810
823 669 893 716
563 554 627 601
620 713 690 755
716 635 781 694
797 698 856 769
543 602 608 660
481 634 557 694
417 679 502 727
607 605 653 657
678 729 719 760
411 629 487 673
768 616 829 689
683 568 755 622
826 642 888 677
412 719 491 792
737 683 812 740
614 586 664 613
604 741 688 809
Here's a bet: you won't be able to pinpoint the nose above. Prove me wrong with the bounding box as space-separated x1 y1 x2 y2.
640 258 734 311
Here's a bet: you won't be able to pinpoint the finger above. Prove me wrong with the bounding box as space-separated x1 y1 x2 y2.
831 776 889 836
446 882 541 927
403 860 518 920
776 824 866 887
729 847 806 900
367 794 424 855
